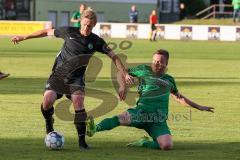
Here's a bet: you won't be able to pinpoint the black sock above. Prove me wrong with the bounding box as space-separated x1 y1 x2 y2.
41 104 54 133
41 104 54 120
74 109 88 149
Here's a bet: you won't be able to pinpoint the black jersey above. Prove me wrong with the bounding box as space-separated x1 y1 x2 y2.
52 27 110 78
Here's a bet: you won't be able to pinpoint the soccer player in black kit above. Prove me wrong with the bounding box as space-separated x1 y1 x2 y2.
11 9 134 149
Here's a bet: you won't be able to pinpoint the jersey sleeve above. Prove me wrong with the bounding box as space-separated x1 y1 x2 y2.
54 27 69 39
169 76 178 95
128 65 146 77
95 37 111 55
71 12 78 19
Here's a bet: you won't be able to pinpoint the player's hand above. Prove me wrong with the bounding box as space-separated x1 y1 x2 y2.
198 106 214 113
125 73 134 85
118 86 127 101
11 36 26 44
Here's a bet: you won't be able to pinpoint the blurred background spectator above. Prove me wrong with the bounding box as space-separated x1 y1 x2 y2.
71 3 87 27
129 5 138 23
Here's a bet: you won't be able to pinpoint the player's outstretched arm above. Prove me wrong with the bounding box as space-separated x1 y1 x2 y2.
71 17 80 23
107 51 134 85
116 70 127 101
171 93 214 113
11 28 55 44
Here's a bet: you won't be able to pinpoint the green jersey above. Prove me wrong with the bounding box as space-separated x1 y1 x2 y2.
128 65 178 113
232 0 240 9
71 11 81 27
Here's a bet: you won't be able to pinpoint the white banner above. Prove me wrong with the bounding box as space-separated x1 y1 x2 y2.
93 23 240 42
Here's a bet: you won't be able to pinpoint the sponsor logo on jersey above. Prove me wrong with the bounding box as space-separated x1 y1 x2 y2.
45 83 50 88
149 77 170 87
88 43 93 50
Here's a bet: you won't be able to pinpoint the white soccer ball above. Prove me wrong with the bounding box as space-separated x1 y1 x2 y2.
45 131 64 150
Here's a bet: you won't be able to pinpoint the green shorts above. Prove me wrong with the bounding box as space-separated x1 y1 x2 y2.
127 107 171 140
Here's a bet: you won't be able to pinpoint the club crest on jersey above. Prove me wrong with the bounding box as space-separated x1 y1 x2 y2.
88 43 93 50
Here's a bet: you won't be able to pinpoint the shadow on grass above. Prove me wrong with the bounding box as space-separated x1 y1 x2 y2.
0 137 239 160
0 77 240 94
0 77 240 95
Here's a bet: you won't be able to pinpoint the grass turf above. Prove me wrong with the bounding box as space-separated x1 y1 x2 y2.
174 18 238 25
0 37 240 160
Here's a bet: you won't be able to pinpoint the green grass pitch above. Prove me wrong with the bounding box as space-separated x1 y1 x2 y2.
0 37 240 160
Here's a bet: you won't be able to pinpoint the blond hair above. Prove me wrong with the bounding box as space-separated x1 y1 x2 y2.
81 9 97 24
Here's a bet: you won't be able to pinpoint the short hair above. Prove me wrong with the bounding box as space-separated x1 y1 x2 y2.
154 49 169 62
81 9 97 24
80 4 87 9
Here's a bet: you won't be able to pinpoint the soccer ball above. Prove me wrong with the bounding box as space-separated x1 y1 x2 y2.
45 131 64 150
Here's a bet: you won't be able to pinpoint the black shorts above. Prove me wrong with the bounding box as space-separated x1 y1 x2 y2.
151 24 156 31
44 73 85 99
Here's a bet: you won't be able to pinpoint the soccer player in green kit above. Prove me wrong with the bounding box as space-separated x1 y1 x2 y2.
71 4 87 27
87 49 214 150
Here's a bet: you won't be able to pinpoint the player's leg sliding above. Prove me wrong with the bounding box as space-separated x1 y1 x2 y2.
41 104 54 134
0 71 10 80
87 116 161 149
127 136 160 149
74 109 89 149
96 116 120 131
86 116 96 137
142 140 160 149
127 136 150 147
87 116 120 137
86 114 165 150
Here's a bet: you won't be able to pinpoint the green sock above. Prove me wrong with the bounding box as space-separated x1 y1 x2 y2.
142 141 160 149
96 116 120 132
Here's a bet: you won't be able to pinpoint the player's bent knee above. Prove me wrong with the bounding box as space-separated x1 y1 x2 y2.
72 95 84 106
43 90 57 108
71 93 85 110
157 134 173 151
159 143 173 151
118 112 131 126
